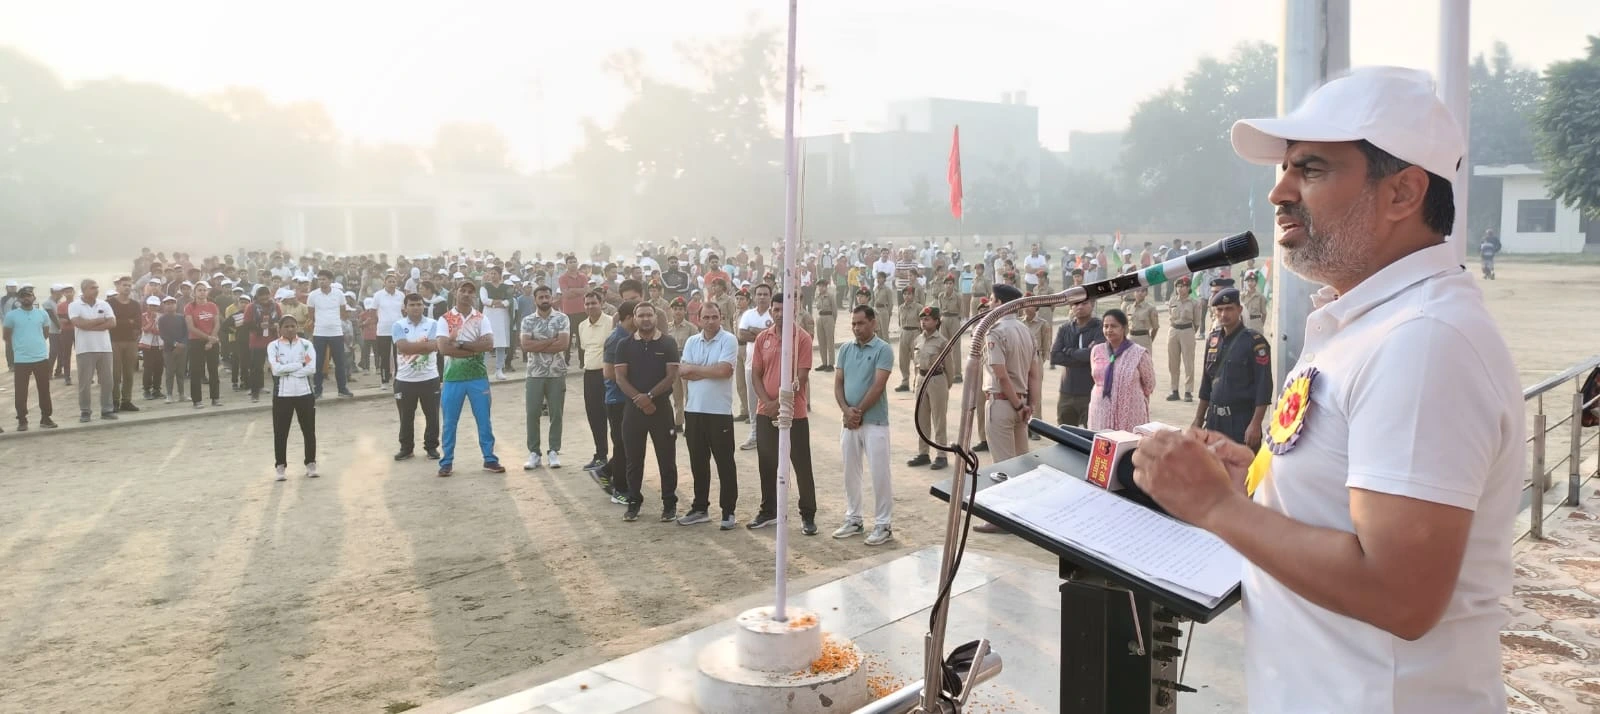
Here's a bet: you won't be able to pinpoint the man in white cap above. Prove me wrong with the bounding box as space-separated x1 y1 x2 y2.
1132 67 1521 713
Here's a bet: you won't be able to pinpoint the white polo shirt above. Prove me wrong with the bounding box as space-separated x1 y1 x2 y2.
1245 243 1521 714
304 288 347 337
737 307 772 363
372 288 406 333
679 328 738 415
67 298 115 354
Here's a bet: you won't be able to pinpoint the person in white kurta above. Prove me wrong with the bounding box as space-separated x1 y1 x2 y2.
479 270 514 380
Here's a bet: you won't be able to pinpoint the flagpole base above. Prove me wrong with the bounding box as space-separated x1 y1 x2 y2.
695 608 869 713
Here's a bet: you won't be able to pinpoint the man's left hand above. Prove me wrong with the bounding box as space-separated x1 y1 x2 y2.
1130 431 1244 529
1245 422 1263 451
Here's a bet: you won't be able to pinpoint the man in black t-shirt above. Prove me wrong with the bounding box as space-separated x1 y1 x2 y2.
614 302 681 523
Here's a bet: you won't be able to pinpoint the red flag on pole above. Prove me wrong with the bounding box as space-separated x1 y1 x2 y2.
948 125 963 220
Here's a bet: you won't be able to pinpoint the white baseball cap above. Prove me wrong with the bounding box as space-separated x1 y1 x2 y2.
145 296 161 306
274 288 295 300
1230 66 1464 181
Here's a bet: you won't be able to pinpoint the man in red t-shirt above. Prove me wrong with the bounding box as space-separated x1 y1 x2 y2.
749 291 817 534
557 255 590 367
184 282 222 408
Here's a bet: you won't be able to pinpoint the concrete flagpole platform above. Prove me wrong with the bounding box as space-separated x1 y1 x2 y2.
416 547 1248 714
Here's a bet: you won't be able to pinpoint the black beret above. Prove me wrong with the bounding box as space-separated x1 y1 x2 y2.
1210 288 1241 307
1210 277 1236 288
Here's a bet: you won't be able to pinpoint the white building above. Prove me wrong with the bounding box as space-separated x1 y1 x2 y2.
1473 164 1598 253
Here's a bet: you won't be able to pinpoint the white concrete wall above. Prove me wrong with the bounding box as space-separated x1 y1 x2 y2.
1499 174 1585 253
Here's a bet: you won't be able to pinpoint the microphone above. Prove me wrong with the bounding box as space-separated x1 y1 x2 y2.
1077 230 1259 302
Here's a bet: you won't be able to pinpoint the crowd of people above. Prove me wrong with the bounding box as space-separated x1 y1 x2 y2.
0 237 1277 542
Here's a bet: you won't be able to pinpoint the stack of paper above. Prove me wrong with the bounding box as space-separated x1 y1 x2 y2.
975 464 1242 608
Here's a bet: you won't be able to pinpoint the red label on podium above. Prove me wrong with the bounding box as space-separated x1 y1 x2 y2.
1086 430 1141 490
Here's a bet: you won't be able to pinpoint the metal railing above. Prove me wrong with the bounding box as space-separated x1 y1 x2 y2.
1522 355 1600 541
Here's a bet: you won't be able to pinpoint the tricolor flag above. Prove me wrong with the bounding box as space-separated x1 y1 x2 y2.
948 125 963 220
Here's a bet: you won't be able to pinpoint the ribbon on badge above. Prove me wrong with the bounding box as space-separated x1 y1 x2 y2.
1265 367 1316 455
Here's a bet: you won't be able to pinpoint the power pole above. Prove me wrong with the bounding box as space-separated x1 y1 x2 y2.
1437 0 1471 262
1273 0 1350 387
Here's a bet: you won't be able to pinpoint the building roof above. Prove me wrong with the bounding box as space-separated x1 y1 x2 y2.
1473 163 1544 178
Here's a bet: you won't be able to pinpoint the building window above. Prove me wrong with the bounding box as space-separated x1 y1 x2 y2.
1516 199 1556 233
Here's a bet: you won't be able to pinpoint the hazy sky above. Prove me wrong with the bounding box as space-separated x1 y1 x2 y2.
4 0 1597 169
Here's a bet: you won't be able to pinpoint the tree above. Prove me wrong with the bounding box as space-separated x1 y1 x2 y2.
1119 42 1277 233
1467 42 1545 237
1533 35 1600 219
430 122 515 174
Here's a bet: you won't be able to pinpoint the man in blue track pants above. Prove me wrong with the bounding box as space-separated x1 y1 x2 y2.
435 280 504 477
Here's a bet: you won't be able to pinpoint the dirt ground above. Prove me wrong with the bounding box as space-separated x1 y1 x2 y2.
0 259 1595 713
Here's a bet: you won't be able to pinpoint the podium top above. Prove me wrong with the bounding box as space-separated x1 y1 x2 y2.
930 443 1242 623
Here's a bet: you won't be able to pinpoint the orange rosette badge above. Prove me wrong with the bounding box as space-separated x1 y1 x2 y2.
1266 367 1316 455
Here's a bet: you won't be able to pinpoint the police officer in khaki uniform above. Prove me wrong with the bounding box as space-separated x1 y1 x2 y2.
935 273 962 380
647 279 670 318
894 286 923 392
1242 270 1268 333
970 296 991 452
906 306 950 471
813 285 837 372
968 264 992 319
1193 287 1272 449
1024 298 1051 366
1128 287 1160 352
1165 276 1199 402
872 272 894 342
975 284 1041 533
666 296 696 430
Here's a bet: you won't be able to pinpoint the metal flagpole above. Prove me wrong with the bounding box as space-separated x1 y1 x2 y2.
773 0 800 623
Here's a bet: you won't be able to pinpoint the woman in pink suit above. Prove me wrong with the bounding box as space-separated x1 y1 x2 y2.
1087 308 1156 432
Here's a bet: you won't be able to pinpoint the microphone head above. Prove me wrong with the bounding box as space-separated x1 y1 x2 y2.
1185 231 1260 273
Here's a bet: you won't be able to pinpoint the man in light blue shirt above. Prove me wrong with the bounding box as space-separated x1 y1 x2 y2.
676 301 740 528
3 286 57 430
832 304 895 545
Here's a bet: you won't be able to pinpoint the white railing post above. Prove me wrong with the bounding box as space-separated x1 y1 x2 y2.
1530 413 1546 541
1572 390 1585 507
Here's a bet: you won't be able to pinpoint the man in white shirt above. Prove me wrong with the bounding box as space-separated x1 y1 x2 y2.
675 300 740 529
1022 244 1048 288
66 279 118 422
371 272 406 386
736 283 774 450
304 269 353 398
870 249 895 289
1132 67 1521 714
392 293 441 461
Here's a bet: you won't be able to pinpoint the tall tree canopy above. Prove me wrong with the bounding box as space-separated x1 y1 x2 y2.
1533 35 1600 219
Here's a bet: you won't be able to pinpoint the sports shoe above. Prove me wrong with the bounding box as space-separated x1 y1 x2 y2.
623 506 640 522
831 521 864 539
101 412 118 420
906 454 931 467
494 369 507 381
337 390 355 398
864 524 894 546
659 506 677 523
437 466 453 477
15 420 26 433
211 399 222 408
119 402 141 413
483 461 506 474
394 451 414 461
894 383 910 392
720 514 738 530
584 457 607 471
39 417 57 429
740 437 758 451
747 513 777 529
523 452 542 470
306 462 319 478
275 465 287 482
802 519 819 536
164 395 174 404
610 490 629 505
79 412 92 423
677 510 711 526
1184 392 1194 402
1165 391 1181 402
546 451 560 469
193 402 204 409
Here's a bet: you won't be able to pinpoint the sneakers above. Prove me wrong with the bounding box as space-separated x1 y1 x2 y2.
494 369 507 381
275 465 287 482
211 399 222 408
546 451 560 469
437 466 453 477
623 505 640 522
677 510 711 526
394 451 414 461
39 417 57 429
802 518 819 536
906 454 931 467
719 514 738 530
740 437 757 451
306 462 319 478
165 395 175 404
894 383 910 392
1184 392 1194 402
610 490 629 505
15 420 26 433
583 457 607 471
1165 391 1181 402
747 513 777 529
337 390 355 398
831 521 864 539
931 457 949 470
101 412 118 420
79 413 92 423
193 402 205 409
523 452 542 470
425 448 441 460
483 461 506 474
119 402 141 413
864 524 894 546
660 506 678 523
